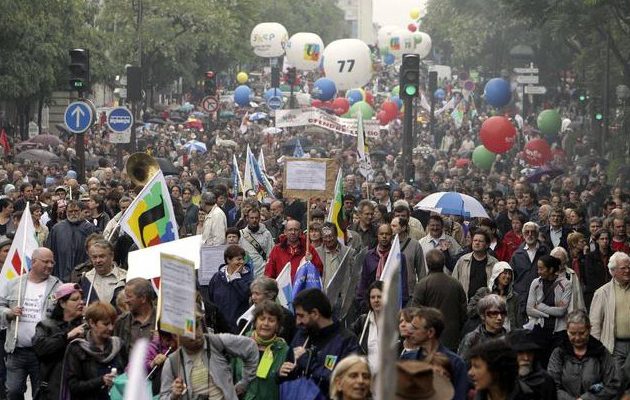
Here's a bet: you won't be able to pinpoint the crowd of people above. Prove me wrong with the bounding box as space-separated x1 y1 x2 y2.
0 67 629 399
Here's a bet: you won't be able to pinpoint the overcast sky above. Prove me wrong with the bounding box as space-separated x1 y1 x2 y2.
372 0 427 28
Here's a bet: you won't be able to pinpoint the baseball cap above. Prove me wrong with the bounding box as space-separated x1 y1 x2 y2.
54 283 82 301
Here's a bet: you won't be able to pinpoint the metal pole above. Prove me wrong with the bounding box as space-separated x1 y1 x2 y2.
402 97 414 184
602 32 610 156
76 89 86 184
429 94 435 147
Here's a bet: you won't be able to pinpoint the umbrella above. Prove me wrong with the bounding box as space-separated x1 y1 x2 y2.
249 112 268 121
262 127 283 134
155 158 179 175
178 102 194 112
15 149 61 164
147 118 166 125
169 116 185 123
183 140 207 154
414 191 490 219
55 123 69 134
184 119 204 130
29 134 63 147
526 166 564 183
191 111 208 118
219 111 235 119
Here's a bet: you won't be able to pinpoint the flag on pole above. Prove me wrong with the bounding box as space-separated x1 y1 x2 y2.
293 139 305 158
435 96 457 116
239 112 250 134
0 204 38 289
327 169 346 242
420 93 431 112
276 262 293 309
122 338 152 400
291 261 322 300
243 144 255 195
120 170 178 249
246 145 276 200
0 128 10 156
258 148 267 174
379 234 403 309
231 154 244 196
356 112 373 180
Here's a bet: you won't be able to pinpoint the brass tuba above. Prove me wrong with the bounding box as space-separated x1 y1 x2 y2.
125 152 160 187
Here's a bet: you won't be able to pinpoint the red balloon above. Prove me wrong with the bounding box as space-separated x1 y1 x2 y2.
364 91 374 106
312 99 323 108
408 23 417 32
524 139 552 166
331 97 350 116
381 101 398 120
479 116 516 154
377 110 390 125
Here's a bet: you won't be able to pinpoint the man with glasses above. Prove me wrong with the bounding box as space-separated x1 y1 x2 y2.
0 248 61 400
590 252 630 374
510 222 550 320
46 200 98 282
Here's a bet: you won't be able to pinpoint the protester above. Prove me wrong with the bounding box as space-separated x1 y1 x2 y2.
239 207 274 277
351 281 383 372
391 216 426 295
79 240 126 304
459 294 508 358
329 355 372 400
547 310 620 399
62 302 127 400
506 329 556 400
467 339 520 399
201 191 227 246
583 228 613 308
350 200 378 250
316 222 355 288
31 283 85 400
113 277 157 356
452 229 499 299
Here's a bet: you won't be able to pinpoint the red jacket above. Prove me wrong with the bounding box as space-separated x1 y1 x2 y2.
264 234 323 282
495 231 524 262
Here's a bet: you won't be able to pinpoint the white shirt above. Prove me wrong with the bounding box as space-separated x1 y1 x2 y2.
550 227 563 248
524 242 539 264
17 280 47 348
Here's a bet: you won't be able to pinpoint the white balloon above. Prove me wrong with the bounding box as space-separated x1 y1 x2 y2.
250 23 289 58
377 25 399 50
323 39 372 91
389 29 415 59
285 32 324 71
414 32 432 59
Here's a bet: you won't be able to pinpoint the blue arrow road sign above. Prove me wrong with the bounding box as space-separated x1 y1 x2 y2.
107 107 134 133
64 101 94 133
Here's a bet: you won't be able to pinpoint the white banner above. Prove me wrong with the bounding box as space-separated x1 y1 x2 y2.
275 108 381 138
160 253 196 338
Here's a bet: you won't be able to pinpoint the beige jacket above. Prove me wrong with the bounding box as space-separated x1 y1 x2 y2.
589 280 619 353
452 252 498 295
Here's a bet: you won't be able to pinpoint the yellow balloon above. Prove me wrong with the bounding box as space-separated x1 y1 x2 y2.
236 72 248 84
410 7 421 19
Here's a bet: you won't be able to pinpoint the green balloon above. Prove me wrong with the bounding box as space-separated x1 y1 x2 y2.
349 101 374 119
472 145 495 170
537 109 562 136
391 85 400 97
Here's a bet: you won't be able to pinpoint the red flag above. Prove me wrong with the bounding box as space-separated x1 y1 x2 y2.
0 129 10 155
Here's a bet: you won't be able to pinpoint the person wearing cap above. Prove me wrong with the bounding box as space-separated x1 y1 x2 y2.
47 200 98 282
372 177 392 212
0 247 61 400
395 360 454 400
32 283 86 400
506 329 556 400
3 185 17 201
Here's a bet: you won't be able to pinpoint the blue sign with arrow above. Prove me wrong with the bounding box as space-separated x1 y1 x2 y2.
107 107 134 133
64 101 94 134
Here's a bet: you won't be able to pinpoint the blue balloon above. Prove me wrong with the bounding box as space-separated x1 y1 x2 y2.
346 89 364 106
484 78 511 107
264 88 282 100
312 78 337 101
384 53 395 65
234 85 252 107
390 96 403 110
434 88 445 100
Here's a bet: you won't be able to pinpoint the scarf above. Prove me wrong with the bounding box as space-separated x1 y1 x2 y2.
375 244 390 278
252 331 283 379
73 331 122 364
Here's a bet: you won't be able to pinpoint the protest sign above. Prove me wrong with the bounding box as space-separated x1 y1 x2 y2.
198 244 228 285
159 253 196 338
283 157 336 200
127 235 201 281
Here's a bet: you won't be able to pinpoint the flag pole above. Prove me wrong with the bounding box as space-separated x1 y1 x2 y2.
305 198 311 261
358 310 371 346
14 201 31 340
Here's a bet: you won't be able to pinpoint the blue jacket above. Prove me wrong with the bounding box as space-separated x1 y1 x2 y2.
356 247 408 312
201 264 253 333
289 321 360 395
510 242 549 304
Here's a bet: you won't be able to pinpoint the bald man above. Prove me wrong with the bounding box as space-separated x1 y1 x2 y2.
0 247 61 399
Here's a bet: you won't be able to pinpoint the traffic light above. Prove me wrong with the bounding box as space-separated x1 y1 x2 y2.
204 71 217 96
69 49 90 92
400 54 420 98
271 66 280 88
287 67 297 86
595 112 604 121
126 66 142 102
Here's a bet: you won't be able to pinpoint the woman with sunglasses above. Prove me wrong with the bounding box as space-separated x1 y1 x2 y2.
458 294 507 359
32 283 86 400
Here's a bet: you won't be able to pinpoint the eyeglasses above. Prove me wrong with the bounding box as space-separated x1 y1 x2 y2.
33 258 55 266
485 310 507 318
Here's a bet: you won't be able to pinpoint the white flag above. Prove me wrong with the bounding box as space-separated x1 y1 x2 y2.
0 203 38 293
356 112 373 180
276 262 293 309
123 338 152 400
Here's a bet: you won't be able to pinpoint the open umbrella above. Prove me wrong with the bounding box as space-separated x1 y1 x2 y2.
414 191 489 219
262 127 283 134
15 149 61 164
184 119 204 130
526 166 564 183
183 140 207 154
29 134 63 147
249 112 268 121
155 158 179 175
147 118 166 125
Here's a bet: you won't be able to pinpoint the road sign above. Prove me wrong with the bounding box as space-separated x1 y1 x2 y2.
514 67 539 74
267 96 283 110
517 75 539 85
64 101 94 134
524 85 547 95
201 96 218 112
107 107 134 133
28 122 39 139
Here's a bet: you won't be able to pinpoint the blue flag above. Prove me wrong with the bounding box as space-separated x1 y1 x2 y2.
293 139 305 158
292 261 322 300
